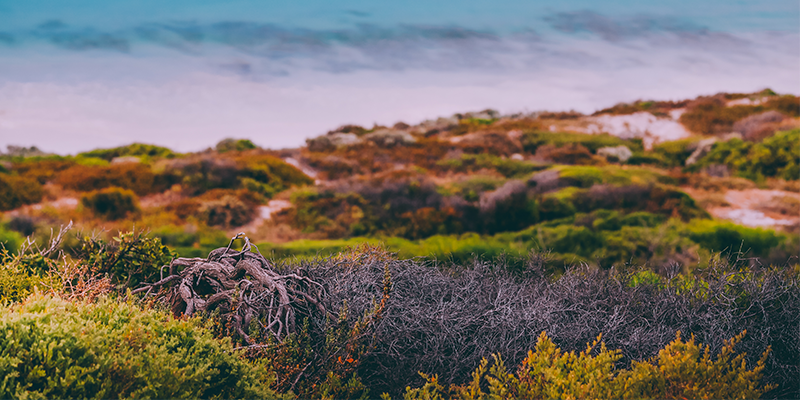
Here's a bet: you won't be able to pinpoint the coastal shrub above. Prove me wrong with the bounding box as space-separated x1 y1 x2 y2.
593 99 689 116
651 138 698 167
765 94 800 117
521 131 642 154
80 187 139 220
479 180 539 233
0 226 24 253
686 220 783 259
284 177 475 239
690 129 800 181
0 174 44 210
571 184 707 220
79 143 177 161
167 189 261 228
149 225 229 258
534 143 599 165
166 153 311 195
402 331 771 400
282 250 799 397
554 165 674 188
9 158 76 184
0 295 278 399
234 153 313 195
73 231 174 289
200 194 256 228
680 98 765 134
538 196 576 221
216 138 257 153
435 153 543 178
58 163 160 195
455 132 523 156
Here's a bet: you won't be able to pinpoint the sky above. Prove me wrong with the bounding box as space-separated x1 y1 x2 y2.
0 1 798 154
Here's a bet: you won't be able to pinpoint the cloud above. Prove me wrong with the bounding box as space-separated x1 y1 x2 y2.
32 20 130 52
0 32 14 44
543 10 753 50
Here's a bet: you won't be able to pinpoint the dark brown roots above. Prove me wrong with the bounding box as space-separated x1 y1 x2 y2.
132 233 328 343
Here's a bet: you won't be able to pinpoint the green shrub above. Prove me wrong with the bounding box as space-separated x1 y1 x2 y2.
0 295 280 399
216 138 257 152
402 331 771 400
79 143 177 161
554 165 674 188
690 129 800 181
538 196 576 221
0 250 60 303
74 231 175 289
687 220 784 259
80 187 139 220
650 138 699 167
0 225 24 252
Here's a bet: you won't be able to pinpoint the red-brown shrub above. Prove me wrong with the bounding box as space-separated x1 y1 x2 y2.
57 163 159 195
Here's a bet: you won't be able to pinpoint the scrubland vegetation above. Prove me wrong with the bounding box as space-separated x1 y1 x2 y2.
1 90 799 398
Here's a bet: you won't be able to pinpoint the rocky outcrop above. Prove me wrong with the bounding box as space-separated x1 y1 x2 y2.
306 132 362 152
364 129 416 147
732 110 786 141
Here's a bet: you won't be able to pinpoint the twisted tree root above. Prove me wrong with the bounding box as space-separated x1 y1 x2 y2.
133 233 328 343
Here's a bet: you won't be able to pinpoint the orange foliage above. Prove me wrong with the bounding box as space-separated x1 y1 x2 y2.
57 163 161 195
12 159 76 184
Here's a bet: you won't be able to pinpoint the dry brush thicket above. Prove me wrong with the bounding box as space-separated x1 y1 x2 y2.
275 249 800 398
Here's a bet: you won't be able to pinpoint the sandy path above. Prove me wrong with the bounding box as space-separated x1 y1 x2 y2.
684 188 800 228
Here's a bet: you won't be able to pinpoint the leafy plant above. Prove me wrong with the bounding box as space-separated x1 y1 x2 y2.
74 230 175 289
402 331 772 400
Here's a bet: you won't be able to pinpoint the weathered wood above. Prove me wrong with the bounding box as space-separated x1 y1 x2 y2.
132 233 327 342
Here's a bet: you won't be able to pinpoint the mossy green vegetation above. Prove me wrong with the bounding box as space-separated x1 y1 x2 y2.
0 295 281 399
690 129 800 181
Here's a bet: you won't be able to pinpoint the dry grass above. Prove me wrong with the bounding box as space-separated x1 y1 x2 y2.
692 191 731 208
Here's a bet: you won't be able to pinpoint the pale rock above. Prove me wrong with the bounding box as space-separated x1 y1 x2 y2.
596 145 633 162
364 129 417 147
111 156 141 164
685 138 718 166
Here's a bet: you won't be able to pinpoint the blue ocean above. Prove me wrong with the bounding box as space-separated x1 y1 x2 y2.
0 0 797 153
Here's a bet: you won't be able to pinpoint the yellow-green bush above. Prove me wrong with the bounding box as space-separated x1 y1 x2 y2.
402 331 771 400
0 295 281 399
0 250 60 303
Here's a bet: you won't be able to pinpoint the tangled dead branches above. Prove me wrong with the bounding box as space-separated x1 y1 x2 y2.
133 233 328 343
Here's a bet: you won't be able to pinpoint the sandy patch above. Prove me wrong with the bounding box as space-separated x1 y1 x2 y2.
687 188 800 228
588 112 691 150
284 157 318 179
5 197 79 217
232 199 294 237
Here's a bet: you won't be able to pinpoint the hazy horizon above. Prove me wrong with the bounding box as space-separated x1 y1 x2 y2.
1 0 798 155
